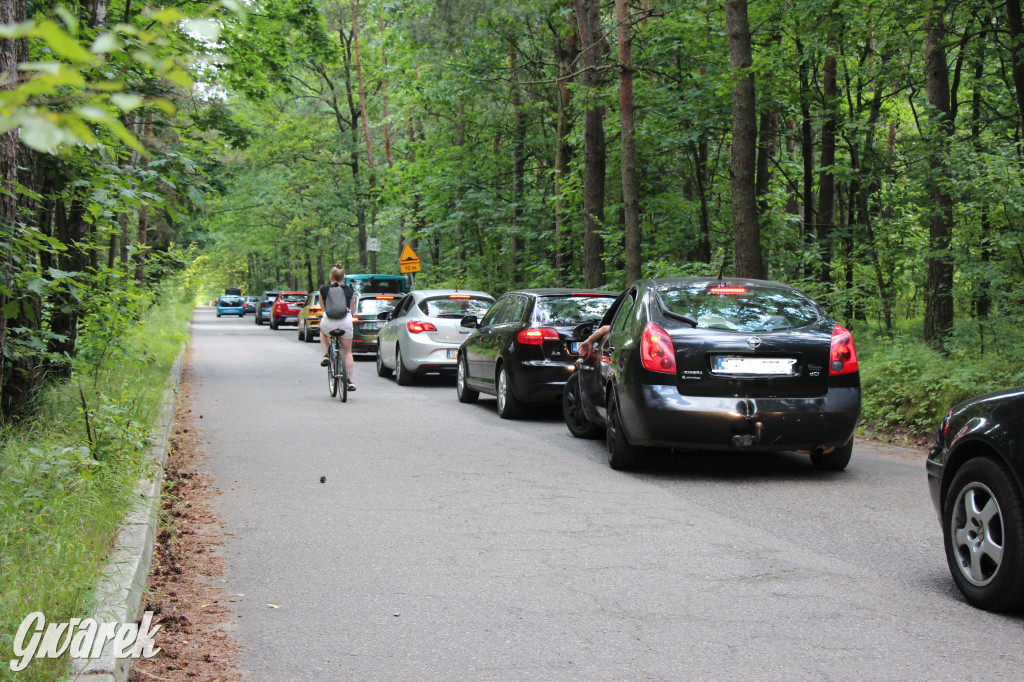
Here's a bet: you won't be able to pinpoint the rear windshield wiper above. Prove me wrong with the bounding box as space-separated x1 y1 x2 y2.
664 310 698 327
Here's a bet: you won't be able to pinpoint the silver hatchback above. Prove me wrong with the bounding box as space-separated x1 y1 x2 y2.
376 289 495 385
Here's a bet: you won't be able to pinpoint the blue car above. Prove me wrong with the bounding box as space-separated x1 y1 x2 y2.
217 295 246 317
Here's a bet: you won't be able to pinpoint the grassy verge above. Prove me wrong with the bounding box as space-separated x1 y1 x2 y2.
0 301 192 682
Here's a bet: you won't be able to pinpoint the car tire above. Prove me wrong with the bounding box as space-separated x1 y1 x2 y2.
376 347 393 378
255 314 263 326
606 392 642 471
305 324 317 343
216 312 221 318
270 315 278 330
495 365 523 419
239 313 244 317
395 346 415 386
810 439 853 471
298 324 305 341
456 354 479 404
943 457 1024 612
563 373 602 439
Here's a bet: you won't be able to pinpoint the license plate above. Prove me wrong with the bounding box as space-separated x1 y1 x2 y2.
569 342 579 354
446 349 457 359
712 356 796 375
361 322 382 331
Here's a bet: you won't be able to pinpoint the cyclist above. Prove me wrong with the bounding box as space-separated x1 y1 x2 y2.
318 262 356 392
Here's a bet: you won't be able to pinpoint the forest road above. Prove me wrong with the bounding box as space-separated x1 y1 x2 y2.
188 306 1024 681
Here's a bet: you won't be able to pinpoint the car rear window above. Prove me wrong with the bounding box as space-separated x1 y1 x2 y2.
418 296 493 319
279 294 306 303
349 278 407 295
220 296 243 306
655 282 823 332
357 297 399 315
532 295 617 326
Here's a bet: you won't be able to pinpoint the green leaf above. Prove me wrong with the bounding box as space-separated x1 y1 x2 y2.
19 114 71 151
110 93 143 112
17 62 62 75
1 301 19 319
90 32 123 54
26 278 46 295
184 18 221 40
151 8 188 24
34 20 97 64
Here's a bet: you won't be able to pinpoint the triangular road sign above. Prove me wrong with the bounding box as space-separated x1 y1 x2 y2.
399 243 420 265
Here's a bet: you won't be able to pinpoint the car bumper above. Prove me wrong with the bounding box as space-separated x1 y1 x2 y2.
510 359 576 403
218 308 245 315
615 384 861 450
926 445 944 517
399 334 463 372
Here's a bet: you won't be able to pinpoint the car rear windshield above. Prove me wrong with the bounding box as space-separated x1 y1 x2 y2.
419 296 493 319
220 296 243 306
532 295 617 326
357 297 399 315
349 278 407 295
279 294 306 303
655 282 823 332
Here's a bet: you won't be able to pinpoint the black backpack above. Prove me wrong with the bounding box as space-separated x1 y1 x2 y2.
324 286 349 319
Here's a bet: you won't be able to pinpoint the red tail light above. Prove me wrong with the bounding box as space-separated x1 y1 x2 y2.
641 322 676 373
449 294 471 299
517 327 560 345
351 315 361 323
829 325 859 375
709 286 747 295
407 320 437 334
376 296 395 300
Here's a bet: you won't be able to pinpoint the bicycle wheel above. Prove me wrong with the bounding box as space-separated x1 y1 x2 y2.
327 342 338 397
337 346 348 403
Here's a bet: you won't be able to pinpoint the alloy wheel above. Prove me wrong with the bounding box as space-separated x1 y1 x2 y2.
951 482 1005 587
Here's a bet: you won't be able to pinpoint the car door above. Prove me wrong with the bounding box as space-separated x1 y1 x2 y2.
580 288 636 422
382 294 413 363
495 295 530 380
466 295 510 386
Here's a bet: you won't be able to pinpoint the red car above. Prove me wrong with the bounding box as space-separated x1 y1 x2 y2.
269 291 308 329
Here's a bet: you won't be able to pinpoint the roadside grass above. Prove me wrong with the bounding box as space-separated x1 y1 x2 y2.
0 301 191 681
856 315 1024 440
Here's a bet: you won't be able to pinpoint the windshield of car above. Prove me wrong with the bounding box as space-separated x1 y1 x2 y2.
279 294 306 303
357 297 398 315
655 282 823 332
532 295 617 326
348 277 407 295
419 296 493 319
220 296 243 306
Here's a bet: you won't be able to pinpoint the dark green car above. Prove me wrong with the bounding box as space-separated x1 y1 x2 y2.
350 294 401 355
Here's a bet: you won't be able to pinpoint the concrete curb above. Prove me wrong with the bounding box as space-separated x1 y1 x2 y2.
71 339 187 682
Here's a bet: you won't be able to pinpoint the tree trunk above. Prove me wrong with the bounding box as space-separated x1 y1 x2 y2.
574 0 607 288
1006 0 1024 137
692 140 712 263
510 52 527 286
553 5 579 284
923 6 955 347
617 0 641 282
351 0 377 272
796 39 815 279
340 27 368 270
817 50 838 285
725 0 763 278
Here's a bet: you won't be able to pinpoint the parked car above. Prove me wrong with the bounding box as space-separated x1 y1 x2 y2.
377 290 494 384
269 291 308 329
243 296 258 314
216 295 245 317
455 289 616 418
561 277 861 471
255 291 281 326
297 292 323 343
927 387 1024 612
345 273 409 297
349 294 402 355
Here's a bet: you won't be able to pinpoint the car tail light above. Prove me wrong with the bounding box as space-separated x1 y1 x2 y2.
407 320 437 333
829 325 859 375
376 296 395 300
517 327 560 345
641 322 676 373
449 294 471 299
352 315 361 322
570 292 607 297
709 286 747 295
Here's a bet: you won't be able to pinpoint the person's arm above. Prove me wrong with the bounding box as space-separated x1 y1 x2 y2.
578 324 611 359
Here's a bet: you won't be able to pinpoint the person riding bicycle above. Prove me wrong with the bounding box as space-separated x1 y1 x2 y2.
319 262 356 392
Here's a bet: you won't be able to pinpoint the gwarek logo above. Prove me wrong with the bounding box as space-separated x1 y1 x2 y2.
9 611 161 672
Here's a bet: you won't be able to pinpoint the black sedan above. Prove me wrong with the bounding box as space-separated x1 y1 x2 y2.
456 289 617 418
562 277 861 471
927 387 1024 612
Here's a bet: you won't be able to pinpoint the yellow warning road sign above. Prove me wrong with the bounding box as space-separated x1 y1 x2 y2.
399 243 421 274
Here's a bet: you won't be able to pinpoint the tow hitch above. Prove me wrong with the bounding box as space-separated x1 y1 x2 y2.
732 421 763 447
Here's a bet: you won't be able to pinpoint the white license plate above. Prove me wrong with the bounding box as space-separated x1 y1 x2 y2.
712 356 796 375
361 322 382 331
569 342 579 354
446 349 457 359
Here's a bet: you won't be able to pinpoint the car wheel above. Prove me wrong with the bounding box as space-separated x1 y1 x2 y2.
376 347 393 378
270 315 278 330
495 365 523 419
395 346 415 386
298 324 305 341
810 439 853 471
239 312 244 317
305 324 317 343
943 457 1024 612
606 392 642 471
563 373 602 439
216 312 221 317
255 314 263 326
456 354 479 404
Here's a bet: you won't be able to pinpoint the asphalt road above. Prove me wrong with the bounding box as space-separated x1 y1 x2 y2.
189 307 1024 681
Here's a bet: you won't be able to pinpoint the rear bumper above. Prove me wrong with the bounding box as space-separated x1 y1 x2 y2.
616 384 861 450
510 360 576 403
400 334 461 371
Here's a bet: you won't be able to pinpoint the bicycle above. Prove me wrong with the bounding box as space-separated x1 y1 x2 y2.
327 329 350 402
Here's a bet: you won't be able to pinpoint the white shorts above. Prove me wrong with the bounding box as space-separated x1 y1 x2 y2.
319 313 352 337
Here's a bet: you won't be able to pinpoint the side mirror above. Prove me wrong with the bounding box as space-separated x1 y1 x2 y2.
377 311 390 321
460 315 478 329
